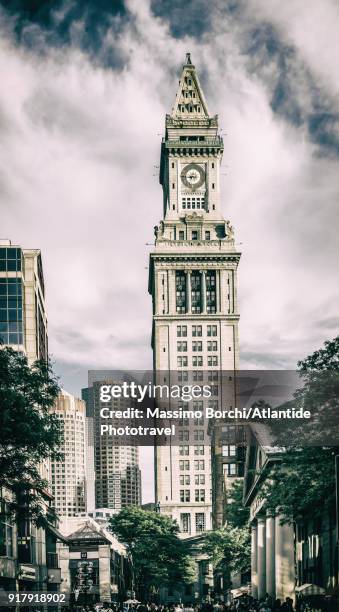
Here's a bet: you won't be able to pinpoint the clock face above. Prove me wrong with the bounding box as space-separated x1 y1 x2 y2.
181 163 205 191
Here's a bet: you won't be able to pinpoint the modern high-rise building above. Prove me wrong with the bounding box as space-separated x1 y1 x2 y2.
0 239 48 363
50 390 88 518
0 239 67 597
82 382 142 510
149 54 241 537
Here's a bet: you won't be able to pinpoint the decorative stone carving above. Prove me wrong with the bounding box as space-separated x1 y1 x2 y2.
226 220 234 240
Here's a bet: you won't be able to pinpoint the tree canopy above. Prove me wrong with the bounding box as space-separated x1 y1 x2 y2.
109 506 195 600
0 346 62 519
261 335 339 521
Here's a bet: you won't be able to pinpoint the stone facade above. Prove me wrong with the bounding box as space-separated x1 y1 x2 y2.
149 55 241 538
244 426 296 602
58 518 130 605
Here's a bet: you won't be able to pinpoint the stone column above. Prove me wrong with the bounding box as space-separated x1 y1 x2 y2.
186 270 191 313
257 516 267 600
168 269 176 314
251 523 258 599
266 511 276 598
200 270 206 314
275 516 295 603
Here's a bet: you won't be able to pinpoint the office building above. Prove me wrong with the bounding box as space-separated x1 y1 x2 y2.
0 238 47 363
50 390 88 517
82 382 142 510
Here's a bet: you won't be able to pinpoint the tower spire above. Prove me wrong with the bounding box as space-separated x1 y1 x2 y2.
171 53 209 118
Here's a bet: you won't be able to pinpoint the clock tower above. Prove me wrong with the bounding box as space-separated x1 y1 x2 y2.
149 54 241 536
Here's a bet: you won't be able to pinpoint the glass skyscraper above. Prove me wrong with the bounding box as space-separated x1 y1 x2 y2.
0 239 47 362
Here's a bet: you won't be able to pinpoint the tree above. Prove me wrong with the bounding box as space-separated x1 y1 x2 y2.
109 506 195 600
0 346 62 519
202 479 251 589
261 335 339 521
225 479 250 529
203 526 251 585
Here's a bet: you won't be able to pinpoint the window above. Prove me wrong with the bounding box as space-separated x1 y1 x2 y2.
0 505 13 557
180 513 190 533
192 356 203 367
195 474 205 485
177 356 188 367
194 460 205 470
179 230 185 240
194 430 204 441
177 341 187 352
205 231 210 240
193 371 203 381
192 341 202 352
179 430 189 442
208 356 218 366
178 371 188 382
206 272 216 313
192 325 202 337
195 489 205 502
212 162 214 169
212 183 215 189
195 513 206 532
0 277 24 345
207 341 218 351
179 417 189 427
180 490 190 502
208 400 219 412
176 272 186 314
223 463 237 476
179 460 190 470
207 325 217 336
222 445 236 457
192 230 198 240
182 197 205 210
180 475 190 485
172 162 175 168
194 445 204 455
177 325 187 337
194 416 204 426
179 445 189 456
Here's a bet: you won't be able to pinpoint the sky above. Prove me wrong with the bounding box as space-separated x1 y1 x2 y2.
1 0 338 502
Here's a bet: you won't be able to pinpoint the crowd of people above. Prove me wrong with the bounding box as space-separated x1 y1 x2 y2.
64 595 303 612
59 594 338 612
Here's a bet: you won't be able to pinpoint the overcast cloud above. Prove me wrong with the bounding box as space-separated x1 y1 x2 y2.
1 0 338 501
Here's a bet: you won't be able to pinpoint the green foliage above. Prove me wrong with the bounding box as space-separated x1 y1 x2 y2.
203 525 250 578
225 479 250 529
263 447 335 521
262 335 339 521
109 506 195 599
0 346 62 519
202 479 250 583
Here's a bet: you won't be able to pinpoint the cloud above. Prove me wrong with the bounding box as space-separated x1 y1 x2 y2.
0 0 338 381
